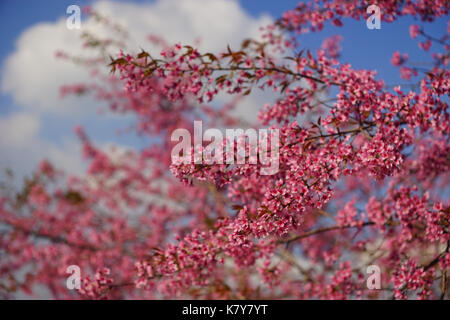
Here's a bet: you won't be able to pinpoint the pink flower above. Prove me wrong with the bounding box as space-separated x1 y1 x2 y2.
418 40 432 51
332 19 343 27
321 35 343 59
409 25 420 39
390 51 408 66
400 67 413 80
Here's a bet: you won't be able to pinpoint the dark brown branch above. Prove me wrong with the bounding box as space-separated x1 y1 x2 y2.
3 221 100 251
279 221 375 244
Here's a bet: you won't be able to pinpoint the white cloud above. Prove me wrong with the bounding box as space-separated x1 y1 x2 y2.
0 112 40 146
97 0 271 51
1 22 94 115
0 111 84 178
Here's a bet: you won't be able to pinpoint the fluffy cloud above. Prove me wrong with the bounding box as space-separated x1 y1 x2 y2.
0 111 84 178
95 0 271 52
0 112 40 146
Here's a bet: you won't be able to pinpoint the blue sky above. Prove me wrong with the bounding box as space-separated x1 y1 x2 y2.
0 0 447 180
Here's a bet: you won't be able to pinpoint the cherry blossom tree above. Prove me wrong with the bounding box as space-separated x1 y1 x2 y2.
0 0 449 300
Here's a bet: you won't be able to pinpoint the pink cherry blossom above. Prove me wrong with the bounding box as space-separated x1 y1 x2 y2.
409 25 420 39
